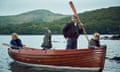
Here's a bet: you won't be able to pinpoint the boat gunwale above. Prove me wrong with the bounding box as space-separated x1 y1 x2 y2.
8 47 105 56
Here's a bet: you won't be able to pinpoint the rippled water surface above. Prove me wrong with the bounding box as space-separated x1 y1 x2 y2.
0 35 120 72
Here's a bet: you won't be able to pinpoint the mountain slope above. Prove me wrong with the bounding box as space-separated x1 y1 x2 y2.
0 9 66 24
48 6 120 34
79 6 120 34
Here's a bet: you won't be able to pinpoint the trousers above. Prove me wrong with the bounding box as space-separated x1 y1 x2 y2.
66 38 77 49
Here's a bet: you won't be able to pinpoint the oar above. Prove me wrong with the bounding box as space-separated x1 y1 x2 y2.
2 43 22 49
2 43 30 50
69 1 89 41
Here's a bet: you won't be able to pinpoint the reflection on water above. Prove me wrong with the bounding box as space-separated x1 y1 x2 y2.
9 61 62 72
9 61 98 72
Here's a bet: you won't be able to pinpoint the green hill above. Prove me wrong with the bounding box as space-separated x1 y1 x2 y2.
79 6 120 34
0 6 120 34
0 9 66 24
49 6 120 34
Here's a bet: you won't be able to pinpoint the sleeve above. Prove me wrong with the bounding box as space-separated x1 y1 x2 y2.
77 24 83 34
79 27 83 34
18 39 23 47
62 23 70 38
88 39 95 48
10 40 17 49
97 41 100 47
10 40 16 46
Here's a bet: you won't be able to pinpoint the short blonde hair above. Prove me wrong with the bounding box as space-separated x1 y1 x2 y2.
94 32 100 37
12 33 18 39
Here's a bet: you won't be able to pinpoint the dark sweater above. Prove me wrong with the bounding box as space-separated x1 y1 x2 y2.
41 30 52 49
88 39 100 48
63 21 83 39
10 39 23 49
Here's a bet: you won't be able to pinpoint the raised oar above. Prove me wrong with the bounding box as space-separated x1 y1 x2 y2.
69 1 89 41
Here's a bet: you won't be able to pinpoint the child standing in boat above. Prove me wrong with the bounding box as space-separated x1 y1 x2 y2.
41 28 52 50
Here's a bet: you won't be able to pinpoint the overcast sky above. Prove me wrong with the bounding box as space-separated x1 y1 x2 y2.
0 0 120 16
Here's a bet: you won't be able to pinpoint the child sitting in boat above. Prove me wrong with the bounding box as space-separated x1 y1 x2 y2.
88 32 100 48
10 33 24 49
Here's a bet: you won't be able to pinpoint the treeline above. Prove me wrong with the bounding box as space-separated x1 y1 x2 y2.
0 22 67 35
0 6 120 34
80 6 120 34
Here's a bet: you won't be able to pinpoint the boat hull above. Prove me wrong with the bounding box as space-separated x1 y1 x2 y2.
16 60 101 72
8 47 106 72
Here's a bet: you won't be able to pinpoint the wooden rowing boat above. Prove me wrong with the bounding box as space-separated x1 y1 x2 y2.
8 47 106 72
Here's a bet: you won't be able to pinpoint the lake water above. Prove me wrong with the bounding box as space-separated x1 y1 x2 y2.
0 35 120 72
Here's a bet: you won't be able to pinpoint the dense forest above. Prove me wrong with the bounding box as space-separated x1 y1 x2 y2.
0 6 120 35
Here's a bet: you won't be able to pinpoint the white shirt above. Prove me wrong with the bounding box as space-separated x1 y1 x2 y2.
74 23 77 26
